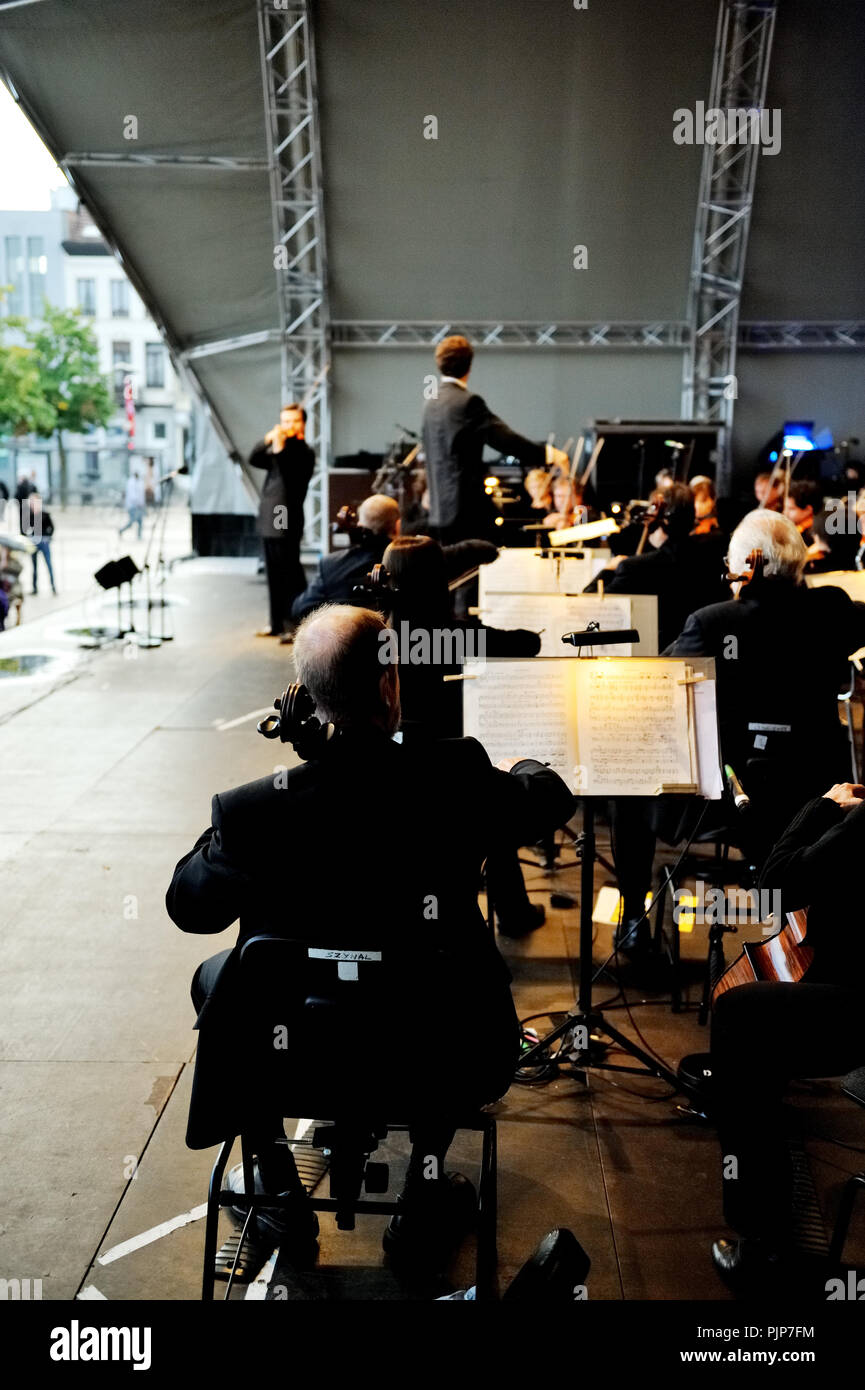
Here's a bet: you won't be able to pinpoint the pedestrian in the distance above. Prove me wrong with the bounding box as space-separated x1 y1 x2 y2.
23 493 57 596
119 468 146 540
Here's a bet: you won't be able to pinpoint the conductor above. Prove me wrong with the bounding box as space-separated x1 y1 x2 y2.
422 335 569 541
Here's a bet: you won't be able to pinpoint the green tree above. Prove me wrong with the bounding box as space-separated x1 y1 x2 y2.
0 295 55 442
0 340 55 438
25 304 113 505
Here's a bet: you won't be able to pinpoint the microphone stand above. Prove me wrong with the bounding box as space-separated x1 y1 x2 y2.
135 472 177 647
516 626 691 1094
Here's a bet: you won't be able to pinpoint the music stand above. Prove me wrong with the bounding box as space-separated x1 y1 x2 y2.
135 472 178 647
516 626 693 1093
93 555 140 643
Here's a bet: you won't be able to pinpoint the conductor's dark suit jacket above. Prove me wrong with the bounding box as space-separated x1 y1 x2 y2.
666 579 865 849
166 730 576 1147
422 381 545 537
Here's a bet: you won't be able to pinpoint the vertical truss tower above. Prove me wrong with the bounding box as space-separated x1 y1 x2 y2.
681 0 778 491
258 0 331 552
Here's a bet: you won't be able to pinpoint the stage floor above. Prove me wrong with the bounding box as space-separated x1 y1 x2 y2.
1 553 862 1302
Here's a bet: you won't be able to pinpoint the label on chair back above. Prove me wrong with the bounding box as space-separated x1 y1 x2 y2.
307 949 382 962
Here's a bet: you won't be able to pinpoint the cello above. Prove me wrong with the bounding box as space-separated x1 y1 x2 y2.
711 908 812 1002
710 544 814 1001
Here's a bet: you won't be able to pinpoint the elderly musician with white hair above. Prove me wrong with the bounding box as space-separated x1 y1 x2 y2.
667 508 865 849
166 604 576 1279
611 510 865 957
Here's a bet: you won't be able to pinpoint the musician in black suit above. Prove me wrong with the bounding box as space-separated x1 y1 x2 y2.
609 508 865 957
166 605 576 1265
248 403 315 640
422 335 569 542
291 493 401 622
667 508 865 855
710 781 865 1286
583 483 728 650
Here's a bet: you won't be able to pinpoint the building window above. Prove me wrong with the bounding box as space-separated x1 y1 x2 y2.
110 280 129 317
4 237 24 315
145 342 165 389
77 278 96 316
27 237 46 317
152 421 167 442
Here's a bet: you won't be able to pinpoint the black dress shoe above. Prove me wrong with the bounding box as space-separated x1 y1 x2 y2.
711 1236 790 1288
383 1172 476 1270
497 902 546 938
226 1163 318 1252
613 917 651 957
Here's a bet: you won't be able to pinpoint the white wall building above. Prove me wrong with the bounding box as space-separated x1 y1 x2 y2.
0 187 190 501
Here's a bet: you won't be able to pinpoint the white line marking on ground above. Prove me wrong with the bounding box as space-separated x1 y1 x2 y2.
77 1285 108 1300
244 1250 278 1300
215 707 273 731
97 1202 208 1265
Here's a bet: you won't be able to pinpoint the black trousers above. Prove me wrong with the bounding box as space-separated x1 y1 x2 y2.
609 787 811 924
191 951 456 1195
262 536 305 634
486 847 534 924
711 981 865 1241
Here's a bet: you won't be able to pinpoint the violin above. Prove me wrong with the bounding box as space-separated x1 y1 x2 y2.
635 496 666 555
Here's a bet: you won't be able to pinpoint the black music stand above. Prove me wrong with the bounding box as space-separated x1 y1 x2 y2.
93 555 140 643
517 626 693 1094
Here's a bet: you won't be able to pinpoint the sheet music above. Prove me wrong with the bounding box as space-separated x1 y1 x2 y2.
807 570 865 601
480 547 611 597
478 593 635 656
693 677 724 799
463 657 721 798
462 659 576 780
572 660 693 796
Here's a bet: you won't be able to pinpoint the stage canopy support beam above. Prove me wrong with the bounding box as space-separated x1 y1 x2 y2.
681 0 779 492
258 0 331 554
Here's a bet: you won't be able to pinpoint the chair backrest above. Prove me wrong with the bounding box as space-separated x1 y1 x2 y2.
235 933 419 1120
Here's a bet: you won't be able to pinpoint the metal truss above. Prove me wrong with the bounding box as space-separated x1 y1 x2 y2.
739 321 865 350
182 330 282 363
257 0 331 554
62 153 268 171
332 321 688 349
329 319 865 353
681 0 779 490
